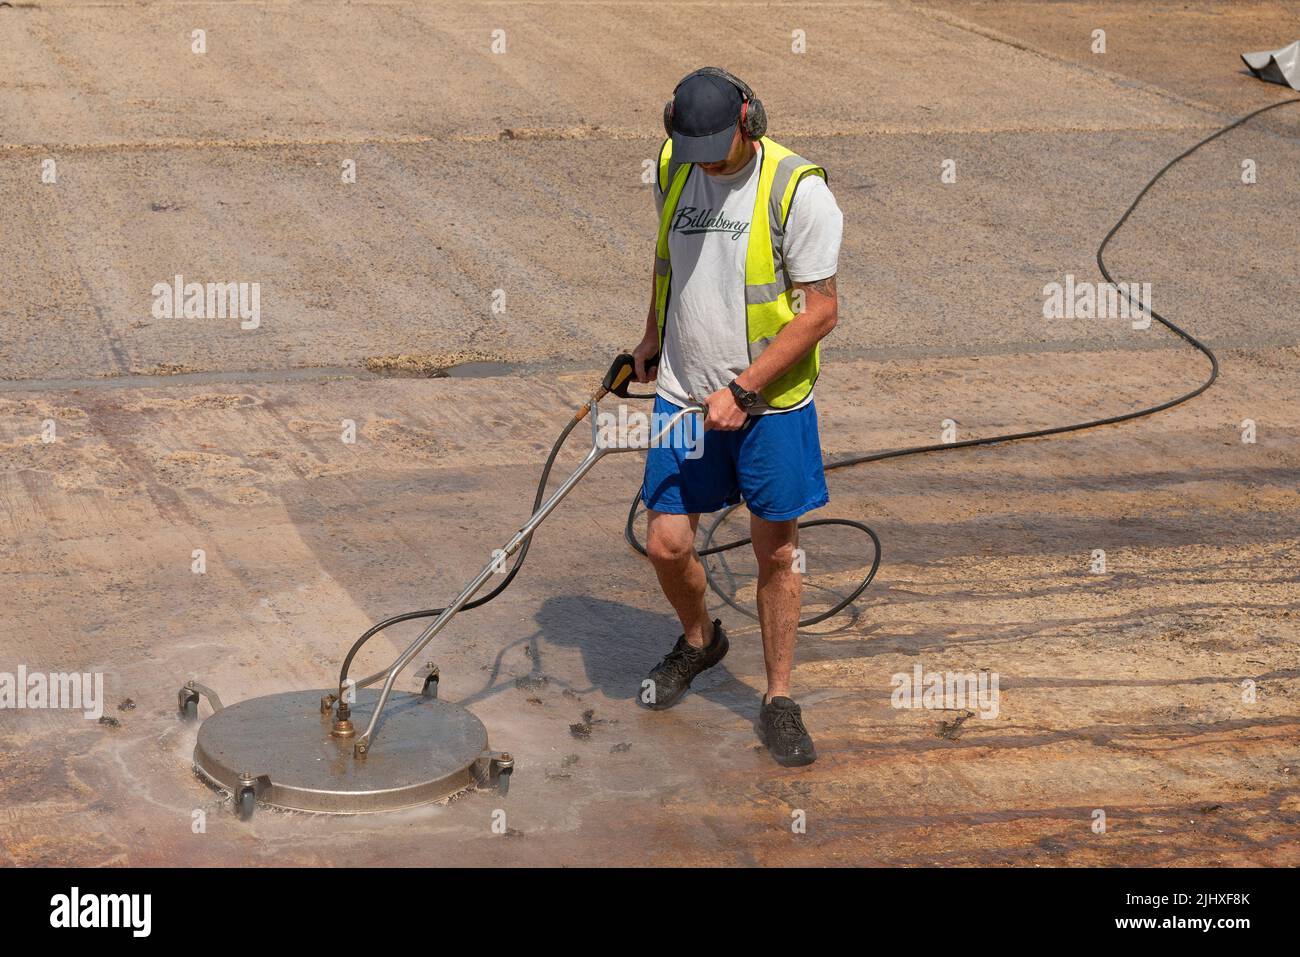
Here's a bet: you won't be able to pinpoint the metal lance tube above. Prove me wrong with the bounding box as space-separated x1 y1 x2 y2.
351 397 704 756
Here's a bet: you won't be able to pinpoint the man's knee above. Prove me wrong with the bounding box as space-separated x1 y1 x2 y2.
646 516 696 567
647 531 694 567
752 519 800 574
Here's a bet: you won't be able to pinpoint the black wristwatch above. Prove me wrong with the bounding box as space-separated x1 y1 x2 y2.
727 379 760 410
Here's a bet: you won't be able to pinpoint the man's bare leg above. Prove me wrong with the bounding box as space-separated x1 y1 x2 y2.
751 514 815 765
750 515 801 701
645 509 715 648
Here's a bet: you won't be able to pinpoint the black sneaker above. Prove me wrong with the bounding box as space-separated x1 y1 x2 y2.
641 619 728 710
758 696 816 767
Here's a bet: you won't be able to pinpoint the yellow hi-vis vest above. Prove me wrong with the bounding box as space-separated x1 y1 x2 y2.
654 136 827 409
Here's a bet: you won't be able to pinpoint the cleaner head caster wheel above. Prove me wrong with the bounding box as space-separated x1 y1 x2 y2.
236 784 257 821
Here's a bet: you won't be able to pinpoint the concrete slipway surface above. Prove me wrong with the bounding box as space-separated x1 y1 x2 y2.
1 1 1298 866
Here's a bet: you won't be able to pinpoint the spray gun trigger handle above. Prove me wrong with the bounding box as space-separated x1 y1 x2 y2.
604 352 658 398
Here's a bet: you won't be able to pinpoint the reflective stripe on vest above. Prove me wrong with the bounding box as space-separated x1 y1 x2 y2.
654 136 827 409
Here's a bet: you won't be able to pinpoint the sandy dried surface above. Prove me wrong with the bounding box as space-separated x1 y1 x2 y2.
2 346 1297 866
0 0 1297 865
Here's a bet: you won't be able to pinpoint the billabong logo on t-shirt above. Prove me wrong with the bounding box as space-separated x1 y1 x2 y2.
671 206 749 240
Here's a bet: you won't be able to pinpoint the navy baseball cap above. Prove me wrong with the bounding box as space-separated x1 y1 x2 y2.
669 72 743 163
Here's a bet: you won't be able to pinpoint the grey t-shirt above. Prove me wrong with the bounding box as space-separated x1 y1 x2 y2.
653 142 843 414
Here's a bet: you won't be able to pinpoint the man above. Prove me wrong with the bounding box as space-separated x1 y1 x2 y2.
633 67 842 766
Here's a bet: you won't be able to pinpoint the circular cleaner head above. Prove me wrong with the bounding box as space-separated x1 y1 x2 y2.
190 688 512 816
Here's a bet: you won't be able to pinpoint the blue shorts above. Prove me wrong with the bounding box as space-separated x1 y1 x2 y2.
641 395 830 521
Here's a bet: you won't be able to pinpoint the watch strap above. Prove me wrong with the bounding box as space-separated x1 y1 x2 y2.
728 379 759 409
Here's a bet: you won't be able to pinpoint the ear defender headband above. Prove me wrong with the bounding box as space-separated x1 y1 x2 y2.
662 67 768 140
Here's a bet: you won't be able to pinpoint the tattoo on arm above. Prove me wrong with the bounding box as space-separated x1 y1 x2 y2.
801 275 837 298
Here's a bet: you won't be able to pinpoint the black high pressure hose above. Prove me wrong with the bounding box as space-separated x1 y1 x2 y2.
339 99 1298 687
